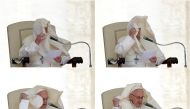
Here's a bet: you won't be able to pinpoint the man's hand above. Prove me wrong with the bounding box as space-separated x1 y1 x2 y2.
35 33 46 45
54 56 62 64
112 98 120 107
149 56 157 63
20 93 28 100
129 28 139 39
54 52 64 64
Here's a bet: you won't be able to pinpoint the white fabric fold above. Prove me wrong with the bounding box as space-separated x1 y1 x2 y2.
115 36 135 57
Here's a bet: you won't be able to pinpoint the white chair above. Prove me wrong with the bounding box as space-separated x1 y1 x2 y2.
103 22 128 67
101 88 123 109
7 21 83 67
7 88 30 109
103 22 178 67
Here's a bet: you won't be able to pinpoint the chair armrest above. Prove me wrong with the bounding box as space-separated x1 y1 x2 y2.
107 58 125 67
162 57 178 68
11 57 30 66
67 57 83 67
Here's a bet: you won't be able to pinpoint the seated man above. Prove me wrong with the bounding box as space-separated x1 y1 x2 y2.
19 86 63 109
115 16 165 67
112 83 161 109
19 18 71 67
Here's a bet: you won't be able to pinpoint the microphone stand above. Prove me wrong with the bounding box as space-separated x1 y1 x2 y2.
71 41 92 67
50 36 92 67
144 37 187 67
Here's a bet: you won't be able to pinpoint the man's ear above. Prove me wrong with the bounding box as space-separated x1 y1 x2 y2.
128 94 132 101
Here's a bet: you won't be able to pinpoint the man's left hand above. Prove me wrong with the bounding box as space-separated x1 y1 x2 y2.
54 52 64 64
149 56 157 63
54 56 62 64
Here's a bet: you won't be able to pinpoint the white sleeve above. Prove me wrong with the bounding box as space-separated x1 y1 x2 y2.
141 39 165 66
156 54 165 66
61 55 71 65
19 41 40 57
115 36 135 57
57 37 71 51
150 47 165 66
112 107 120 109
155 48 165 65
58 98 64 109
19 99 29 109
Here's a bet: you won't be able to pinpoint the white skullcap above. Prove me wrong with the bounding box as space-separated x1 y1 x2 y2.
36 88 46 94
29 95 43 109
129 83 143 93
118 83 144 100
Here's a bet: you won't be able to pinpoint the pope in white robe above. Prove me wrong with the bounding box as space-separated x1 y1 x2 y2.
19 86 64 109
112 83 161 109
19 18 71 67
115 16 165 67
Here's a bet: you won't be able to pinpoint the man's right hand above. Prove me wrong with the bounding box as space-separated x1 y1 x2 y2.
35 33 46 45
20 93 28 100
129 28 139 39
112 98 120 107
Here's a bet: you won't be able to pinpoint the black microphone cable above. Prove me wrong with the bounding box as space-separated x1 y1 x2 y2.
144 102 157 109
48 103 63 109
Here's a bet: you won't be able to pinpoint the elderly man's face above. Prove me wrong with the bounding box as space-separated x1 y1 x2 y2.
129 89 144 108
37 90 48 109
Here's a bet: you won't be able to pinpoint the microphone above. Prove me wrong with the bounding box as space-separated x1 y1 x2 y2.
50 36 66 45
143 37 154 42
50 36 92 67
144 102 157 109
143 36 187 67
48 103 62 109
50 36 59 42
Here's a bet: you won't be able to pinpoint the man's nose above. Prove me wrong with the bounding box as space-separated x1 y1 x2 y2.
139 98 143 103
44 99 48 103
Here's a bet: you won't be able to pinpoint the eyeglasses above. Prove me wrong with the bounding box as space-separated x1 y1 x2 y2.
130 94 144 100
